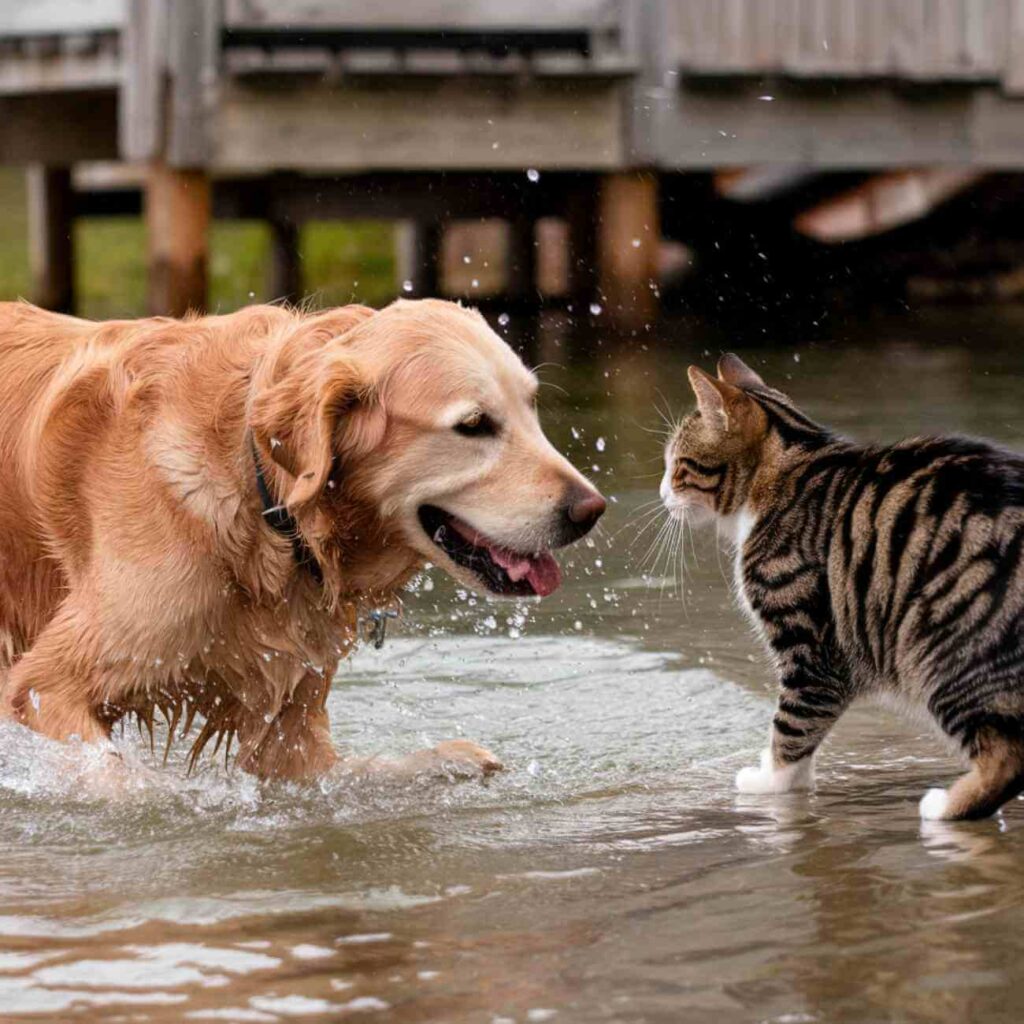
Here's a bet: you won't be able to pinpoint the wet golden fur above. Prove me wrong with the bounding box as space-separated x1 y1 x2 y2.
0 299 597 782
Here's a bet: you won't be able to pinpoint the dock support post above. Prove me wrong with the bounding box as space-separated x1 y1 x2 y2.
566 181 598 310
27 165 75 313
597 172 660 331
395 221 440 297
506 219 537 304
268 217 302 305
146 162 210 317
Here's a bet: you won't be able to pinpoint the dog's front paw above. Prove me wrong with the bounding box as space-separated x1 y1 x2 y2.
919 787 950 821
735 749 814 795
405 740 504 781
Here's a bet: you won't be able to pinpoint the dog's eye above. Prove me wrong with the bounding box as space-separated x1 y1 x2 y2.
454 412 497 438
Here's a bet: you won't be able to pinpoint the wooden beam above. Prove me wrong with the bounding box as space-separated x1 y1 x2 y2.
0 0 123 35
146 163 210 316
167 0 220 166
26 166 75 313
215 80 624 172
120 0 168 162
0 93 117 164
221 0 616 32
268 218 302 304
597 172 659 331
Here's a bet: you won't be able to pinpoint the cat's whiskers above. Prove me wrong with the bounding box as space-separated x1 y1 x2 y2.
640 512 676 583
623 504 670 546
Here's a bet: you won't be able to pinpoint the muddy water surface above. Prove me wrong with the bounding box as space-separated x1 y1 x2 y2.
2 308 1024 1022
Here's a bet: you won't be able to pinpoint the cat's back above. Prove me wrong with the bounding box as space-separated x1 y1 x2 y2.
840 434 1024 528
821 432 1024 674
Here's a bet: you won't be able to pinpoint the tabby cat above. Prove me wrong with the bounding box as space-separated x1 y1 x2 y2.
660 353 1024 821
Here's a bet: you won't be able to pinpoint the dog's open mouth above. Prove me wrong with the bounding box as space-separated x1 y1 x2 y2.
418 505 562 597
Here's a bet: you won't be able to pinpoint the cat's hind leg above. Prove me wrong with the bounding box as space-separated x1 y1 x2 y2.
920 728 1024 821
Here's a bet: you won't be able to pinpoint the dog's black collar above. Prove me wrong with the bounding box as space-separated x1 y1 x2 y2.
251 438 324 585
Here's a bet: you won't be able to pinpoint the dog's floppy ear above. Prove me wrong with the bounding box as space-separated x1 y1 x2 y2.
251 335 383 512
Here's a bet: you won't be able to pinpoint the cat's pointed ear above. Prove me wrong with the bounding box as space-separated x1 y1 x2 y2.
687 366 740 432
717 353 765 389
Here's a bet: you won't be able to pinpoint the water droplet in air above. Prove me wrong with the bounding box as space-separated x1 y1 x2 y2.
589 303 602 315
758 95 774 102
631 238 641 248
595 437 606 452
402 280 413 293
526 168 540 183
471 278 480 288
497 312 510 326
462 255 471 264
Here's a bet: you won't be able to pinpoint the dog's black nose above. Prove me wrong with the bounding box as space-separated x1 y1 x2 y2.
565 491 606 538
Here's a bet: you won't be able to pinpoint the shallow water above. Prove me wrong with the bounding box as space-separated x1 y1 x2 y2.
4 307 1024 1021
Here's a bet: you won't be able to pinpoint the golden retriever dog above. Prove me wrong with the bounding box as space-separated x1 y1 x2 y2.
0 299 604 784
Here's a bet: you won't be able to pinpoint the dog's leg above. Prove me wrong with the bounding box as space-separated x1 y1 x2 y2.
2 604 111 746
381 740 504 780
234 673 503 783
235 672 339 783
0 602 139 794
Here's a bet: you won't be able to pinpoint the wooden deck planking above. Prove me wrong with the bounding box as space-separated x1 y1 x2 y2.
0 0 124 37
222 0 618 32
664 0 1024 82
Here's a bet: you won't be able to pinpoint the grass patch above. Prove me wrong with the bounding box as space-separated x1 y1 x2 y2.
0 168 396 318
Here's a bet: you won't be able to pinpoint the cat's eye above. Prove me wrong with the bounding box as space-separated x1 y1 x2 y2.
679 457 722 475
454 412 498 438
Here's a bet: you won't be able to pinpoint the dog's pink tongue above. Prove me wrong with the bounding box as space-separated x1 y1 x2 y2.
450 519 562 596
491 546 561 596
524 552 562 597
489 546 534 582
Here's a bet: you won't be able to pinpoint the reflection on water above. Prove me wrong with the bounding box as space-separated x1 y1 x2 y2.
3 307 1024 1021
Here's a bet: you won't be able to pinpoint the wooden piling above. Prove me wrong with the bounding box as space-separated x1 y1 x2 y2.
506 219 537 302
146 162 210 317
268 217 302 304
597 172 659 330
27 165 74 313
566 182 598 308
394 221 440 297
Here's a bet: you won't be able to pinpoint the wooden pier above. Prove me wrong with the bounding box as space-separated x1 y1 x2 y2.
4 1 1024 326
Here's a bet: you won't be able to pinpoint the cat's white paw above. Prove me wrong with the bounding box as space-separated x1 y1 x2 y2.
735 749 814 795
919 787 950 821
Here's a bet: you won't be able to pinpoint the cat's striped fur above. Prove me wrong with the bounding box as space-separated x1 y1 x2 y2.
661 353 1024 821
